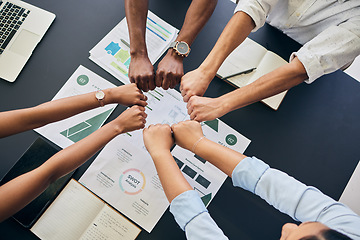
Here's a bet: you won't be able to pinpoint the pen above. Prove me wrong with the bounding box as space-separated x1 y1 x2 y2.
120 38 131 48
223 67 256 79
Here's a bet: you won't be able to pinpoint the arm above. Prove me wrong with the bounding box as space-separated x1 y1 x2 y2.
172 121 360 238
180 11 254 102
143 124 228 239
0 105 147 222
0 83 147 138
124 0 155 92
186 57 307 121
156 0 218 90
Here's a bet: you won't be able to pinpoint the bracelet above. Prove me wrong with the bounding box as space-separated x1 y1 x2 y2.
192 136 205 153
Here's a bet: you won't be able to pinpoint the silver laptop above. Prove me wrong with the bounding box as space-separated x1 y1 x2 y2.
0 0 55 82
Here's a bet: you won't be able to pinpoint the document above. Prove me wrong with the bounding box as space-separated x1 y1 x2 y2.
31 179 141 240
119 87 189 153
217 37 288 110
89 11 178 84
171 119 251 206
35 65 117 149
79 137 169 233
80 88 251 232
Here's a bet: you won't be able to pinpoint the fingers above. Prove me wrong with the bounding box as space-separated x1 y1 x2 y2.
155 71 163 88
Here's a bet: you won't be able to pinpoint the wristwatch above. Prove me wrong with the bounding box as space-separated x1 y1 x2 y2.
95 90 105 107
169 41 191 57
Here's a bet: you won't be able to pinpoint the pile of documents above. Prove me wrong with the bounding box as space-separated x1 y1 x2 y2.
89 11 178 85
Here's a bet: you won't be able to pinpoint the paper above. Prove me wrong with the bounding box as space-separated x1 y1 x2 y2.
171 119 251 206
339 160 360 215
119 87 189 153
35 65 117 149
217 37 288 110
344 56 360 82
80 88 251 232
89 10 178 84
31 179 141 240
80 137 169 233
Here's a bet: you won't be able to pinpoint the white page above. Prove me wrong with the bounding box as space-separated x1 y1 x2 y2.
247 51 288 85
339 160 360 215
217 37 267 79
80 205 141 240
89 11 178 84
79 137 169 233
344 56 360 82
119 87 189 153
171 119 251 206
31 179 104 240
34 66 117 149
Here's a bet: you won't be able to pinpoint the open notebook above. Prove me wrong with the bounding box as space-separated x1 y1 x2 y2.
217 37 288 110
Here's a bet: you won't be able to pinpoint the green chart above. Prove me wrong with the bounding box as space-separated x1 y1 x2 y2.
60 109 113 143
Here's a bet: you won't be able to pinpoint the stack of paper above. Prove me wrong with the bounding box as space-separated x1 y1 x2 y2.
89 11 178 84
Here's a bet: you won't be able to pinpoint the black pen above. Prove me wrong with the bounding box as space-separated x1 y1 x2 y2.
223 67 256 79
120 38 131 48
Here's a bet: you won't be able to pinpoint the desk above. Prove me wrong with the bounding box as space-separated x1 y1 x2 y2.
1 0 360 239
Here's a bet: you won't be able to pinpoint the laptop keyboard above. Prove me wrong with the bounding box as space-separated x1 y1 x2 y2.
0 1 30 55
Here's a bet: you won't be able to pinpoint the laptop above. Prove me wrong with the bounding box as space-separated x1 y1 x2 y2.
0 0 55 82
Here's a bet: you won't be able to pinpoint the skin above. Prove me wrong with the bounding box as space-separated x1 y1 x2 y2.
180 11 308 122
144 121 331 238
0 105 147 222
0 83 147 138
0 85 148 222
125 0 217 92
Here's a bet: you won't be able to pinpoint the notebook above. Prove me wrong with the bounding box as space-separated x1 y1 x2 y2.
217 37 288 110
0 0 55 82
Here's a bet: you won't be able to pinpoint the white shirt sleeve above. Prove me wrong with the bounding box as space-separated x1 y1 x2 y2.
170 190 228 239
232 156 360 239
234 0 279 32
291 16 360 83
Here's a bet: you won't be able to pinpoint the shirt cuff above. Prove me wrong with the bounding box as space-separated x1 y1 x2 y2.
234 0 267 32
170 190 208 231
231 156 269 193
290 47 324 84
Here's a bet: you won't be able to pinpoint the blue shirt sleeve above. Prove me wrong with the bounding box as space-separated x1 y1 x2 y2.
232 156 360 240
170 190 228 239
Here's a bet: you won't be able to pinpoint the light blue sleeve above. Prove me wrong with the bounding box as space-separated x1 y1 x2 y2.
232 156 360 240
170 190 228 240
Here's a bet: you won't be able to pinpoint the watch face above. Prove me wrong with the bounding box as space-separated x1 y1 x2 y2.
96 90 105 100
177 42 189 55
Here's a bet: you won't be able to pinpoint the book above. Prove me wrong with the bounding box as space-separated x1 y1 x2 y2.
89 10 178 85
217 37 288 110
30 179 141 240
0 137 73 228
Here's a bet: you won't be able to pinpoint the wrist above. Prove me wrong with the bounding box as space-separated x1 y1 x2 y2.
150 149 172 161
130 48 148 58
167 49 185 62
102 88 114 105
198 64 217 81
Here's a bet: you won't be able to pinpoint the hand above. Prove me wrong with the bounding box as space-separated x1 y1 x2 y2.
128 55 155 92
187 96 227 122
171 120 204 151
106 84 147 107
143 124 174 156
180 67 214 102
114 105 147 133
155 51 184 90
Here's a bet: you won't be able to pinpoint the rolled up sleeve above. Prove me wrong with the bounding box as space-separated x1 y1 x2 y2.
291 16 360 83
234 0 279 32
